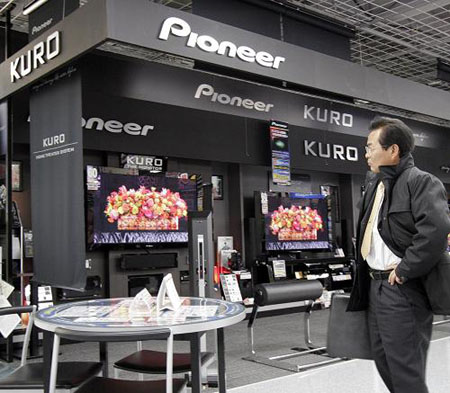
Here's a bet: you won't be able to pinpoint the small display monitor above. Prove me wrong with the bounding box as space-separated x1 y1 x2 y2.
264 193 330 251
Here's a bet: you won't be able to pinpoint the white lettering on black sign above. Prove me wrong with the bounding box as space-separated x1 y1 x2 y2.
303 105 353 128
194 84 274 112
304 140 359 161
159 17 285 70
31 18 54 36
43 133 65 148
82 117 154 136
10 31 61 83
123 155 166 173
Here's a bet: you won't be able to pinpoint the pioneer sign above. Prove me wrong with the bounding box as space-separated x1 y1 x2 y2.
158 17 286 70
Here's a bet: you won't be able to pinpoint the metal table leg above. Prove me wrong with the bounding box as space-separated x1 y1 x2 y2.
190 332 202 393
42 330 54 393
99 342 109 377
217 328 226 393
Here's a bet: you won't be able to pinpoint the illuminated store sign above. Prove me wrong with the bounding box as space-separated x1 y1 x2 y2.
304 140 359 161
159 17 286 70
10 31 61 83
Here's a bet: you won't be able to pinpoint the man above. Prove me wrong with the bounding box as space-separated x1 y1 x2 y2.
347 117 450 393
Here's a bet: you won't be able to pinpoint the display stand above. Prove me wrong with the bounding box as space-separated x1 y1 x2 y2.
188 211 218 387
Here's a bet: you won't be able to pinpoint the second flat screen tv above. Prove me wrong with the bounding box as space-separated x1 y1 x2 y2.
264 194 329 251
86 166 197 245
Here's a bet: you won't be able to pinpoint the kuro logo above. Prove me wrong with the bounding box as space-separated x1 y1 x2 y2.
304 140 359 161
303 105 353 128
43 133 65 148
10 31 60 83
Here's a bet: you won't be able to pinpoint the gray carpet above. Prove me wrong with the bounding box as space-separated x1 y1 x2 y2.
1 310 449 392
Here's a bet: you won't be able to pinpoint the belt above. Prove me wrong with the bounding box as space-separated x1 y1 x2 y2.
368 269 392 280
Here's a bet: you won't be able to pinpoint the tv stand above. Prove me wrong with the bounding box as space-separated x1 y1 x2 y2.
252 255 354 292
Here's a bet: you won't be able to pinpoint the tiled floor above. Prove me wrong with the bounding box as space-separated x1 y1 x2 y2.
227 336 450 393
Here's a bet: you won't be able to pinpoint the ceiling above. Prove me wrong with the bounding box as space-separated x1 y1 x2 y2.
2 0 450 126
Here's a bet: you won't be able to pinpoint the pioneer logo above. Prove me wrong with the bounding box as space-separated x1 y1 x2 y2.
304 140 359 161
159 17 285 69
10 31 60 83
303 105 353 128
82 117 154 136
31 18 53 36
195 84 274 112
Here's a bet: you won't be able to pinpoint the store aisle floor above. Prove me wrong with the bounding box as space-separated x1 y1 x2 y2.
227 336 450 393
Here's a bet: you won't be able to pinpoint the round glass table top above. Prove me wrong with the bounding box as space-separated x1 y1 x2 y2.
35 297 246 334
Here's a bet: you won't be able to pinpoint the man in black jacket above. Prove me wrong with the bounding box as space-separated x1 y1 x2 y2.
348 117 450 393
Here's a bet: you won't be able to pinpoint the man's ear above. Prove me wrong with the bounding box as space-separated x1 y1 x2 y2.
391 144 400 159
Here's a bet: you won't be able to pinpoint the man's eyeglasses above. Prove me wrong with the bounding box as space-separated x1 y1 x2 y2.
364 145 375 154
365 144 389 154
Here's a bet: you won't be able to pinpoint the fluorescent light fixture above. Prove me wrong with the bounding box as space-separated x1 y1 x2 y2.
23 0 49 16
354 98 370 105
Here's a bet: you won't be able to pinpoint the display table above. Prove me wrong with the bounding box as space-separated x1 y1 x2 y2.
35 297 246 393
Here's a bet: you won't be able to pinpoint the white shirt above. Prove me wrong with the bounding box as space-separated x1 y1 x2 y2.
366 192 401 270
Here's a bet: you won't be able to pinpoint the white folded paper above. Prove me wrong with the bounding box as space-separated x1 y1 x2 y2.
0 296 21 338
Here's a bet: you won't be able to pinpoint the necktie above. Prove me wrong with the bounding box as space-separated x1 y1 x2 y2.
361 181 385 260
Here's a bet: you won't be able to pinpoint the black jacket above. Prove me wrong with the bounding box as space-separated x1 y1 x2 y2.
347 154 450 311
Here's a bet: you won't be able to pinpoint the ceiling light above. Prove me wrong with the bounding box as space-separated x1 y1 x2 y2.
23 0 49 16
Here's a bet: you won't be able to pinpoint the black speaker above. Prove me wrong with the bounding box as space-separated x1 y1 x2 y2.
120 253 178 270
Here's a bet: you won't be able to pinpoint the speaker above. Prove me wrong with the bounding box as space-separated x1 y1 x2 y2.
120 253 178 270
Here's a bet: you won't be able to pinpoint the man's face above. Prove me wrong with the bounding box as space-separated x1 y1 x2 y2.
365 128 399 173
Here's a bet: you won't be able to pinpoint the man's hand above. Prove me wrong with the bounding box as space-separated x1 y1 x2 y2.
388 268 404 285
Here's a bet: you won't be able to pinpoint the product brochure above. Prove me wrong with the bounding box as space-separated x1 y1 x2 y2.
0 296 21 338
156 273 182 314
128 288 156 319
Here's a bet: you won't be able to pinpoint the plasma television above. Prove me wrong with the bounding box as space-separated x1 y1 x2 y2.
86 166 197 246
264 193 329 251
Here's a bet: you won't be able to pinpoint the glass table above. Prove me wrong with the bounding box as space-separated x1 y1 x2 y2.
35 297 246 393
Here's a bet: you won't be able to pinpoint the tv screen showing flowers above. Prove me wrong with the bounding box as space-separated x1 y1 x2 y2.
265 194 329 251
86 166 197 245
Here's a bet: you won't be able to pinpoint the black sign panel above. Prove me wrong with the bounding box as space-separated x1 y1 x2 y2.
30 70 86 290
29 0 79 39
81 55 446 149
121 153 167 173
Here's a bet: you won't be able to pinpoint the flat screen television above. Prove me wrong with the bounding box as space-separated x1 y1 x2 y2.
86 165 197 246
264 193 330 251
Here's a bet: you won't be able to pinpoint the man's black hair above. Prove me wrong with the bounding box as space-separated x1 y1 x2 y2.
369 117 415 157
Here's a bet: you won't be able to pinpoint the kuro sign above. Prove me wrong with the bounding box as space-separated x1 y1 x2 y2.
10 31 61 83
303 140 359 162
121 153 167 173
30 70 86 290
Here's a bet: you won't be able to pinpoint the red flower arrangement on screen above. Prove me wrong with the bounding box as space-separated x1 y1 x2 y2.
104 186 188 230
269 205 323 240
